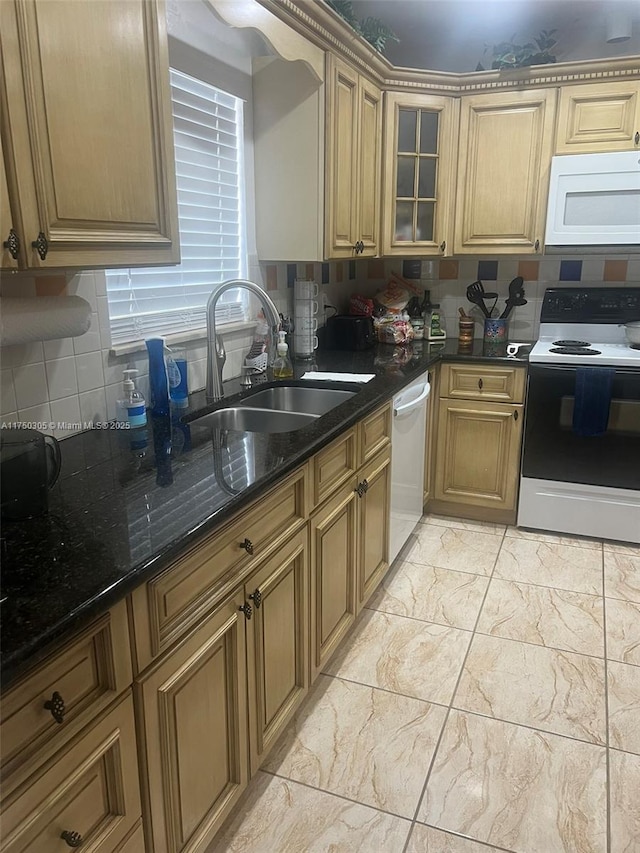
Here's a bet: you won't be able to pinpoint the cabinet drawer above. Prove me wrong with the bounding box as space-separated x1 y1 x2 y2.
1 692 141 853
312 427 358 507
130 465 308 670
441 363 525 403
358 403 391 465
1 601 132 795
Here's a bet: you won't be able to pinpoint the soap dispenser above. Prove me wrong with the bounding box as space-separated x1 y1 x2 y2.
118 369 147 428
273 330 294 379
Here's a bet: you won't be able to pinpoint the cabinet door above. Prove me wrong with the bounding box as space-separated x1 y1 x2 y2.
244 528 309 775
382 93 459 256
135 592 248 853
0 0 179 269
357 77 382 257
310 483 358 681
356 450 391 610
454 89 556 254
1 135 18 270
556 82 640 153
325 55 359 258
434 399 523 511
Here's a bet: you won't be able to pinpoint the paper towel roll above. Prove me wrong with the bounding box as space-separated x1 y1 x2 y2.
0 296 92 347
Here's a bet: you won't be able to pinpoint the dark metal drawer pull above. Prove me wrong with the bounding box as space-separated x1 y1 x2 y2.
3 228 19 259
61 831 83 847
44 691 66 724
249 589 262 608
478 378 483 390
514 409 519 421
240 538 254 555
32 231 48 260
239 602 252 620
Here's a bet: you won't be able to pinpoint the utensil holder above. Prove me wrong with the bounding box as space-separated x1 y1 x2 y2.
483 318 507 343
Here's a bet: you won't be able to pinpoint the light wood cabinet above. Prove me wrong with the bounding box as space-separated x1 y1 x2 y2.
325 55 382 258
382 92 459 256
1 693 141 853
454 89 556 254
432 364 526 522
356 449 391 610
555 82 640 153
0 0 179 269
0 134 19 270
135 590 249 853
0 601 132 800
244 528 309 775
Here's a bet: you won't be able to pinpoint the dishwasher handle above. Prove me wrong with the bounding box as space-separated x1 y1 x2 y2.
393 382 431 416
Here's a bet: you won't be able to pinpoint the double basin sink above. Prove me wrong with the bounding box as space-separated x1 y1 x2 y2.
188 384 359 433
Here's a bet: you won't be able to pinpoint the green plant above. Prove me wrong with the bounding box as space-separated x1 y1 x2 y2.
476 29 557 71
326 0 399 55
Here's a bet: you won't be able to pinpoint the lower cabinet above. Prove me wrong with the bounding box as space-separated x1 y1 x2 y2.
1 693 141 853
244 528 309 776
135 591 249 853
136 528 311 851
432 364 525 521
310 445 391 682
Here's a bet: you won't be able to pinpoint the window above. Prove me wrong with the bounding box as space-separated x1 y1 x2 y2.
105 69 247 346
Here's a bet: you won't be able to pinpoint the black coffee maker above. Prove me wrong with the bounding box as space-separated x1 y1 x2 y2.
0 428 62 520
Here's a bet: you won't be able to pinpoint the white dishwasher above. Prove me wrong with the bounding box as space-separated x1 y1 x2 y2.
389 371 430 563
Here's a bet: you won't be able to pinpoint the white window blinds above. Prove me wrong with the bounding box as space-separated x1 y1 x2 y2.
105 69 247 345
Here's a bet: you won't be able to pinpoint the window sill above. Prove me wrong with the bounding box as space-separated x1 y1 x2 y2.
109 321 258 357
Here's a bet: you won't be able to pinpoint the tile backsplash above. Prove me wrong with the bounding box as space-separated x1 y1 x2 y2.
1 253 639 438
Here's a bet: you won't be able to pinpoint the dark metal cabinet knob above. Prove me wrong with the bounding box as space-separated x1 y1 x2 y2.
355 480 368 498
44 691 66 724
240 537 254 555
239 602 252 619
439 240 446 253
635 130 639 145
60 830 83 847
31 231 48 260
534 238 540 251
3 228 19 259
249 589 262 608
514 409 519 421
478 378 483 390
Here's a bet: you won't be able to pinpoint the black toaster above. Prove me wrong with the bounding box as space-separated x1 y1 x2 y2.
324 315 375 351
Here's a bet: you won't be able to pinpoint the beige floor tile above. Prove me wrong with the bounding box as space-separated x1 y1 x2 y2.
476 578 605 657
263 675 446 818
454 634 606 744
368 560 489 630
421 514 507 535
494 537 603 594
506 525 602 550
210 771 411 852
610 749 640 853
604 551 640 604
606 597 640 665
405 524 503 576
323 609 471 705
608 660 640 755
603 540 640 556
420 711 607 853
407 824 502 852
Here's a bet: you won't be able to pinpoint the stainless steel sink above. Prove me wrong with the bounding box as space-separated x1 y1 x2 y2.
241 386 357 416
189 407 319 433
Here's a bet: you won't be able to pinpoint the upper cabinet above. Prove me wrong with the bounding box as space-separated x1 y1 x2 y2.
555 81 640 154
0 136 18 271
454 89 557 254
0 0 179 270
382 93 458 257
325 55 382 259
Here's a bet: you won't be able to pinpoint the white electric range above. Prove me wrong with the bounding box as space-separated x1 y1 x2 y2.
519 287 640 544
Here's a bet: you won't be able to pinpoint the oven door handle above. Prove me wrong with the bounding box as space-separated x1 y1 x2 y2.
529 365 640 378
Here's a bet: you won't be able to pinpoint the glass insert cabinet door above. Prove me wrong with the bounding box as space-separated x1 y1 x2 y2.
382 93 459 256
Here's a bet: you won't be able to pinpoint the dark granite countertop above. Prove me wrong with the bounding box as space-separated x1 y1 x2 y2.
0 338 531 687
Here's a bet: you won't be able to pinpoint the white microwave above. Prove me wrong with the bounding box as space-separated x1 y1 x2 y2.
545 151 640 247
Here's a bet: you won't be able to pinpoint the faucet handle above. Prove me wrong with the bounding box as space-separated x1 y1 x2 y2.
215 333 227 371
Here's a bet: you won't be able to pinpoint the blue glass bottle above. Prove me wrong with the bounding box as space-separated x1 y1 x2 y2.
146 338 170 417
